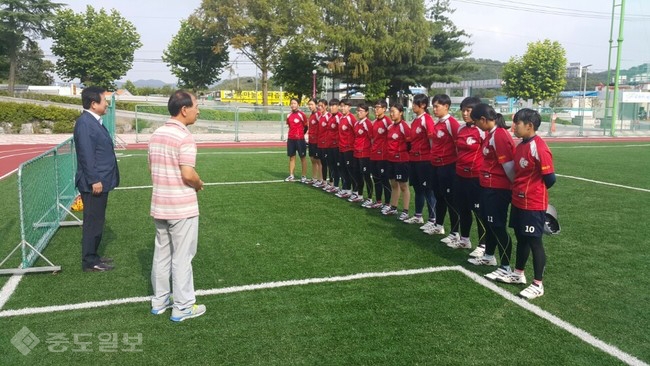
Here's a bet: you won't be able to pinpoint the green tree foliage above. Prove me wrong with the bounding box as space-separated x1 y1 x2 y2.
123 80 137 95
502 39 567 104
162 17 229 92
197 0 318 105
0 0 61 92
15 40 54 85
272 43 319 103
51 5 142 90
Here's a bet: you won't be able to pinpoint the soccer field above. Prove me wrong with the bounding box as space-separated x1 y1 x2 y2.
0 143 649 365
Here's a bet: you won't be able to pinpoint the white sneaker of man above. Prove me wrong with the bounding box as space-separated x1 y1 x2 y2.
419 221 436 231
484 267 512 281
361 199 373 208
284 175 295 182
497 271 527 284
440 232 460 244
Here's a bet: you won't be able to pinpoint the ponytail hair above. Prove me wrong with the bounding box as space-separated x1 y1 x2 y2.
471 103 510 129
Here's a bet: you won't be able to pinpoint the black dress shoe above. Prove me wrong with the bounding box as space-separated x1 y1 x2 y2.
83 263 114 272
99 257 114 263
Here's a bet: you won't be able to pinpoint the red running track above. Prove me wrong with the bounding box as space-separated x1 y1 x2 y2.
2 138 648 181
0 141 286 180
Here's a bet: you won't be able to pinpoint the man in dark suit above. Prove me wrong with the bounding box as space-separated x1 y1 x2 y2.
74 86 120 272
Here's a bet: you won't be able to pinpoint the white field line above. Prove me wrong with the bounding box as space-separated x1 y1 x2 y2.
115 180 284 191
557 174 650 193
0 266 646 366
0 168 18 181
120 151 284 158
0 275 24 310
551 144 650 149
456 267 648 366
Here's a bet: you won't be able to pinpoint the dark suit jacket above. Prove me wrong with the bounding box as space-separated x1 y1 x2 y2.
73 111 120 193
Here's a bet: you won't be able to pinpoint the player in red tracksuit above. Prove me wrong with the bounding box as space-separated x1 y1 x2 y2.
370 100 392 210
403 94 437 227
337 99 357 199
306 99 322 185
467 104 516 281
499 108 556 300
427 94 460 243
448 97 487 254
324 99 342 193
384 103 411 220
352 103 373 206
315 99 330 188
284 98 308 182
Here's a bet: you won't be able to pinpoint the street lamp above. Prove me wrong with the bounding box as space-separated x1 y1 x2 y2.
579 64 592 136
312 70 317 99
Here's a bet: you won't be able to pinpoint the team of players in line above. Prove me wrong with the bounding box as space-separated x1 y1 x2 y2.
284 94 556 300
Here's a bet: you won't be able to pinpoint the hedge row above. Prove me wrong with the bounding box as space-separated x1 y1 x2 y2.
0 101 81 133
137 105 286 122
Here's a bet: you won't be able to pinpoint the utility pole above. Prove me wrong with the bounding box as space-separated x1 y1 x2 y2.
606 0 626 136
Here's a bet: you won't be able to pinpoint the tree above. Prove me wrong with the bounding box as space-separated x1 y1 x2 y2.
51 5 142 89
272 43 319 103
0 0 61 92
197 0 319 105
162 17 229 92
502 39 567 104
123 80 137 95
15 40 54 85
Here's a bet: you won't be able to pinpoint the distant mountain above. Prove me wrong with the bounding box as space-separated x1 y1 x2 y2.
116 79 175 88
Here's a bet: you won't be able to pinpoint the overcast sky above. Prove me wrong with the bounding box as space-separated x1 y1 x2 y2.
40 0 650 84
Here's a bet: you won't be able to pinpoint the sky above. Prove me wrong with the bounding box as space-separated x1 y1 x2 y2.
39 0 650 84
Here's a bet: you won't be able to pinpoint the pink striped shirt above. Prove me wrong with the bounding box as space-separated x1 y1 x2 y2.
148 119 199 219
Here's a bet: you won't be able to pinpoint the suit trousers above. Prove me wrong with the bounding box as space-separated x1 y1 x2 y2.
151 216 199 311
80 192 109 269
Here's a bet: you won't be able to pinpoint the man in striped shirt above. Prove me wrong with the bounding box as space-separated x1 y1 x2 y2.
148 90 206 322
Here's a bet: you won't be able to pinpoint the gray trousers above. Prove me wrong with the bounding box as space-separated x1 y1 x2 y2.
151 216 199 311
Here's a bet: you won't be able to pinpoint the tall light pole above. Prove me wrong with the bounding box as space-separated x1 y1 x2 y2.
579 64 592 136
312 70 317 99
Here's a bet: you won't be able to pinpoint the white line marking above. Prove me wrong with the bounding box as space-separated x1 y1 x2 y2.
115 180 284 191
551 144 650 149
0 275 23 310
0 266 645 366
0 168 18 181
121 151 284 157
456 267 648 366
557 174 650 193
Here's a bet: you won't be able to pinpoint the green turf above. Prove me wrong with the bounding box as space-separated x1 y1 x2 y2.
0 142 649 364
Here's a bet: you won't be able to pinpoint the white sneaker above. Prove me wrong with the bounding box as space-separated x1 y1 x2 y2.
423 224 445 235
484 267 511 281
419 221 436 231
441 232 460 244
284 175 295 182
469 245 485 258
300 176 307 183
448 237 471 249
361 199 373 208
403 216 424 224
383 207 398 216
380 205 391 214
519 283 544 299
497 271 527 284
370 202 384 209
398 212 409 221
467 255 497 266
322 184 331 191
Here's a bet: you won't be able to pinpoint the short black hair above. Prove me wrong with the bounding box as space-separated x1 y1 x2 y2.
81 86 106 110
340 99 351 106
460 96 482 110
329 98 340 106
375 100 387 109
168 90 195 117
357 103 369 112
390 102 404 113
513 108 542 131
431 94 451 107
